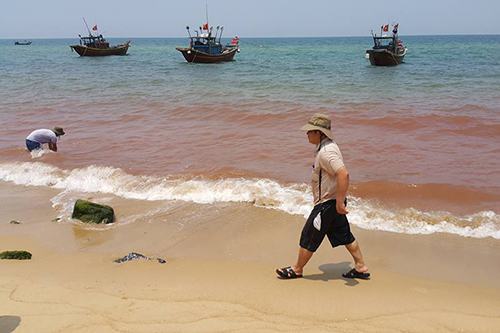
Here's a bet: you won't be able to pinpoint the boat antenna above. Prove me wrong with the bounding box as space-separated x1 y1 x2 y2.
205 0 209 31
219 26 224 43
186 26 192 38
82 17 92 36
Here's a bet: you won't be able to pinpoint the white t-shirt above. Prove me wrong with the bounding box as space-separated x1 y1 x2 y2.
26 129 58 144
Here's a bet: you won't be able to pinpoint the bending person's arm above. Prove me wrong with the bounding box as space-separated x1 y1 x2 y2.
48 142 58 152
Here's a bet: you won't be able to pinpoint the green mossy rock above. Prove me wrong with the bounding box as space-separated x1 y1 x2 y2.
0 250 32 260
72 199 115 224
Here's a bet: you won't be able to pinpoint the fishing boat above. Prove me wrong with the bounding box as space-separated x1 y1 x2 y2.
176 25 239 63
70 19 130 57
365 24 407 66
14 40 32 45
70 34 130 56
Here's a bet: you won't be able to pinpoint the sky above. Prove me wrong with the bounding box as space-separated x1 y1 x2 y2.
1 0 499 38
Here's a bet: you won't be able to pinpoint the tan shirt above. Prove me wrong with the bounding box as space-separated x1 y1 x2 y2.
311 138 345 205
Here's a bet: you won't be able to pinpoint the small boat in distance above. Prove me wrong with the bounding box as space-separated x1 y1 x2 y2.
176 25 239 63
366 23 407 66
14 40 32 45
70 19 130 57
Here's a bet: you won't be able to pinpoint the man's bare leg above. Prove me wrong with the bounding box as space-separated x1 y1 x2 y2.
291 247 314 275
345 240 368 272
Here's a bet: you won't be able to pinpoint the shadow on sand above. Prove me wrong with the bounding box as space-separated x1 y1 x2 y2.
0 316 21 333
303 262 360 286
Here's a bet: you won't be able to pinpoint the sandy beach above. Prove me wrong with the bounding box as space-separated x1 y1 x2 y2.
1 182 500 332
2 4 500 331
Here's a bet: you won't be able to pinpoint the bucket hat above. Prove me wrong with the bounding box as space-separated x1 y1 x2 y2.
53 127 65 136
300 113 333 140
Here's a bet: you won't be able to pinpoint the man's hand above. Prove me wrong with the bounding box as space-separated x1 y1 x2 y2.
336 200 349 215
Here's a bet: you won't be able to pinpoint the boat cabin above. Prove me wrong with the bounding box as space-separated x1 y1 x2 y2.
372 35 401 50
78 34 110 49
189 34 223 55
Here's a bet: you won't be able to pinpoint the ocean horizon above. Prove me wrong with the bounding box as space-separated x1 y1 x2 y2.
3 33 500 39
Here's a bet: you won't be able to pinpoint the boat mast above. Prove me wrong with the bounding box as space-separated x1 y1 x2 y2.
205 0 209 33
219 26 224 43
205 0 212 53
82 17 93 37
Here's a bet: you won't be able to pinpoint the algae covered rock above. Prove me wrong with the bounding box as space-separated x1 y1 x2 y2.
72 199 115 224
0 250 32 260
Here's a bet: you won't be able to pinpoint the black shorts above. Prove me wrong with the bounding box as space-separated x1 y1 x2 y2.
299 199 355 252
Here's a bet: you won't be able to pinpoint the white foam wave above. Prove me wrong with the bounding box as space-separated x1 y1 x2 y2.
1 162 499 239
0 162 312 216
30 148 50 159
347 198 500 239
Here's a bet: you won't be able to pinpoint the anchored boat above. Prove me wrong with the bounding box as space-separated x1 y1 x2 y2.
70 35 130 57
70 19 130 57
176 25 239 63
366 23 407 66
14 40 32 45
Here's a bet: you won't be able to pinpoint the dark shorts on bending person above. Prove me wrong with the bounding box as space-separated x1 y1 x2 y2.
299 199 355 252
25 139 41 152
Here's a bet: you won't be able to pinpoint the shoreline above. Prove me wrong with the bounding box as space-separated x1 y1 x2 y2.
1 160 498 219
1 181 500 332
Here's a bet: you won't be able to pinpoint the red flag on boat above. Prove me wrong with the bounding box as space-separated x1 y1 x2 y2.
92 25 98 31
382 24 389 32
202 23 209 30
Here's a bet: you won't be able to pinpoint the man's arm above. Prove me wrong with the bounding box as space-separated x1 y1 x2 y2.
321 149 349 214
48 142 58 152
335 167 349 214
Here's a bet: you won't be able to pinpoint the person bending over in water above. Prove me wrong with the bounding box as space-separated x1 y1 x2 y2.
276 113 370 280
25 127 65 152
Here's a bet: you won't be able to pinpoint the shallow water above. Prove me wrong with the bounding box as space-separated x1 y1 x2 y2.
1 35 499 238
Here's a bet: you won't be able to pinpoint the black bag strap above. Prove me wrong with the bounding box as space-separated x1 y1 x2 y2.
318 168 322 199
317 141 327 200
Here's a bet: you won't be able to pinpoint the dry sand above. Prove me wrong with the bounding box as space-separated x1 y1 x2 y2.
1 182 500 332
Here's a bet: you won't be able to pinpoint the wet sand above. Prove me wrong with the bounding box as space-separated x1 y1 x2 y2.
1 182 500 332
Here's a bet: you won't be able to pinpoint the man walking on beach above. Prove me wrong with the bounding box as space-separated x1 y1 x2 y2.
276 114 370 280
25 127 65 152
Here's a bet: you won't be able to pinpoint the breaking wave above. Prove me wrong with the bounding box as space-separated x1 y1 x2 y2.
1 162 499 239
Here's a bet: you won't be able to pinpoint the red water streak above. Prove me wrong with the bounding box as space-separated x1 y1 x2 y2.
1 101 499 213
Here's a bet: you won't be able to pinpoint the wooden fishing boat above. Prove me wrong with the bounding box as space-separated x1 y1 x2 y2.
70 34 130 57
366 24 407 66
14 40 32 45
176 26 239 63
